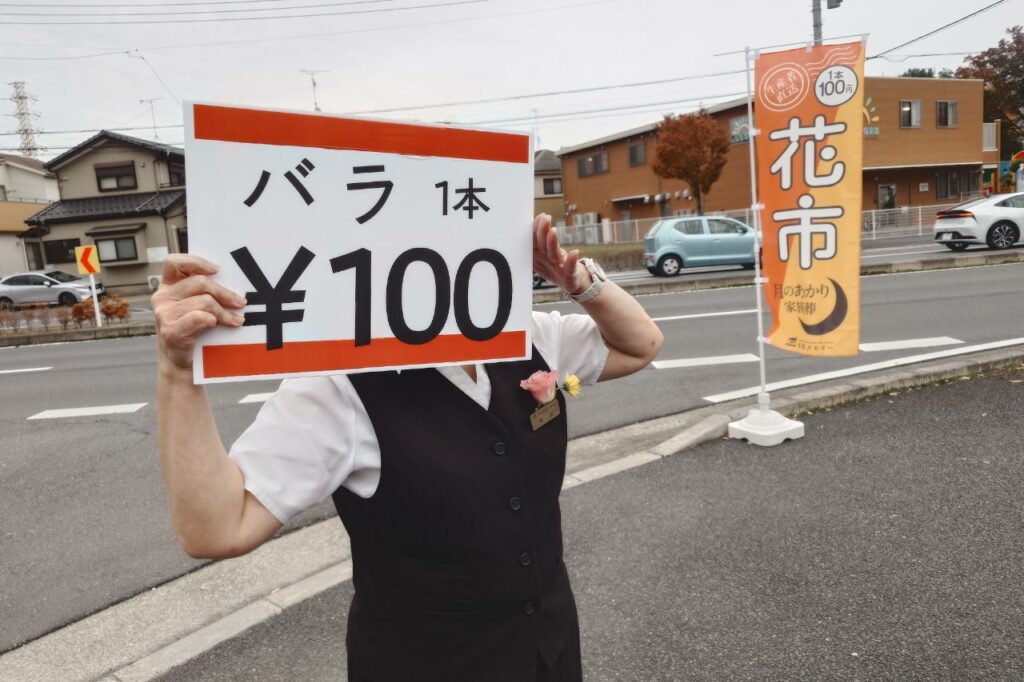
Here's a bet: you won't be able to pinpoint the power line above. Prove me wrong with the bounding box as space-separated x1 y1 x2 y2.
867 0 1009 60
346 68 747 115
0 124 183 136
0 0 310 6
1 0 399 17
0 0 492 24
128 52 180 104
0 50 130 60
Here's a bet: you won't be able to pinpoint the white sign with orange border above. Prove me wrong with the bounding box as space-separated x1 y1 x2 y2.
184 103 534 384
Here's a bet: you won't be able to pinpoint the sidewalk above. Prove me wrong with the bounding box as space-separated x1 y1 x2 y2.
152 365 1024 681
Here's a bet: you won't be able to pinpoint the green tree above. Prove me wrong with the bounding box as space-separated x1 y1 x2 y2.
956 25 1024 158
900 67 935 78
652 110 729 216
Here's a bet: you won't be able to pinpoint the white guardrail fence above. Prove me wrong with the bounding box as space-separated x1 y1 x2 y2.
559 196 985 246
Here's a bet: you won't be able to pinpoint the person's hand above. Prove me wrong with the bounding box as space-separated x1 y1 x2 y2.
532 213 591 295
152 254 248 372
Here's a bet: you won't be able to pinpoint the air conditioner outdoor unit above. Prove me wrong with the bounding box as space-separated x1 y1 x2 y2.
147 275 161 292
581 211 598 225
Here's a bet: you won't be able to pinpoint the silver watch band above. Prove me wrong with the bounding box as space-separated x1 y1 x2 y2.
568 258 606 304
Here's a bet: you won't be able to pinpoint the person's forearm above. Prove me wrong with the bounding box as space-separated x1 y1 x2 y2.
579 281 662 362
157 353 246 557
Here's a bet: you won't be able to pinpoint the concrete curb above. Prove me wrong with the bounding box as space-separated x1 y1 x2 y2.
532 249 1024 303
3 345 1021 682
0 323 155 348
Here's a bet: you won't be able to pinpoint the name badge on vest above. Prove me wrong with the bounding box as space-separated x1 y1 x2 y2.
530 400 561 431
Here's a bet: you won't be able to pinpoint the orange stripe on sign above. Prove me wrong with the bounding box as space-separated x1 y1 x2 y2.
202 331 527 379
192 104 530 164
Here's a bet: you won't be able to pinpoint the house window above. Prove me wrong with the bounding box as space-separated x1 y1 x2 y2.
42 238 80 264
577 151 609 178
936 101 958 128
0 185 6 201
96 237 138 262
628 142 646 167
177 228 189 254
543 178 563 195
168 162 186 186
899 100 921 128
95 162 137 192
936 172 962 200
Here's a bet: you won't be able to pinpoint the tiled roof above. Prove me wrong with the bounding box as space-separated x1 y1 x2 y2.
534 149 561 173
45 130 183 171
24 190 185 226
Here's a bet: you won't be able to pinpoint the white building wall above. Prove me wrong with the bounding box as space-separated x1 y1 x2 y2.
0 234 27 275
0 163 59 203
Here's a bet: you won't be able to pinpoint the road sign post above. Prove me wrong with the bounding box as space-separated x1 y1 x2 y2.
75 245 102 328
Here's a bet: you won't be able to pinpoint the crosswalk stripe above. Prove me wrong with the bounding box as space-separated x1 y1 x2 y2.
859 337 962 352
653 354 760 370
239 393 275 404
28 403 148 420
0 366 52 375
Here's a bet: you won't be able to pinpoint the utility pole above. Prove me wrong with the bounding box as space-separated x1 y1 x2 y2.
6 81 41 158
140 97 162 140
300 69 328 112
813 0 844 45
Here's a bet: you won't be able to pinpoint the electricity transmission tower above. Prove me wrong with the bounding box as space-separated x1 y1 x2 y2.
6 81 42 157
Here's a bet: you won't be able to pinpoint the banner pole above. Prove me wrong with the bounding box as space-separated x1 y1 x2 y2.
726 47 804 447
743 46 768 402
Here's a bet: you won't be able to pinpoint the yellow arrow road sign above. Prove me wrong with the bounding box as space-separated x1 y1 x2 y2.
75 245 101 275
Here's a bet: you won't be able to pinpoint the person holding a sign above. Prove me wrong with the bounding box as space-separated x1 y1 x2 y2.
154 214 662 682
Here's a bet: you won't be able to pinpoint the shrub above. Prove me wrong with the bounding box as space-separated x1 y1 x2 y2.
35 303 53 331
19 305 38 331
0 309 15 334
56 306 72 331
72 300 96 328
100 295 132 324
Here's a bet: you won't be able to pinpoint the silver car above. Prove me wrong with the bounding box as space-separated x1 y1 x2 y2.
0 270 105 309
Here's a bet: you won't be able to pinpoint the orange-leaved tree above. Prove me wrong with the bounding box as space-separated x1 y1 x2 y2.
652 110 730 216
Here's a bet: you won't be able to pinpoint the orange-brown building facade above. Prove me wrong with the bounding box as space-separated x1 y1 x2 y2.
558 77 1002 224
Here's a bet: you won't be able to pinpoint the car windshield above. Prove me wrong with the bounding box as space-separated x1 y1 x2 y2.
44 271 81 283
645 221 666 238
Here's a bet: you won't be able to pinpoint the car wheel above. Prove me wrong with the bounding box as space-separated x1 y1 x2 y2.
58 292 77 306
657 255 682 277
0 297 12 311
646 266 659 276
944 242 969 252
986 222 1019 250
532 273 544 289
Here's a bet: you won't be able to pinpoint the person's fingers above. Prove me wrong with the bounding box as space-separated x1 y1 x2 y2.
161 254 220 286
545 226 564 265
563 249 580 280
163 274 247 309
179 293 246 328
161 309 218 349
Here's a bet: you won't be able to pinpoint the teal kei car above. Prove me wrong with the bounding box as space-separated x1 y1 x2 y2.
643 215 757 276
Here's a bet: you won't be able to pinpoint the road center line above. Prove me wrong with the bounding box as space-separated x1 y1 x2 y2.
654 354 759 369
860 337 962 352
702 337 1024 403
0 366 52 375
28 403 148 420
239 393 275 404
651 309 757 322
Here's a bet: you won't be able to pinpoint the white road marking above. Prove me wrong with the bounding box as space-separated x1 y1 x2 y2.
239 392 275 404
652 309 757 323
0 366 52 375
654 353 760 370
702 337 1024 403
859 337 962 352
28 403 148 420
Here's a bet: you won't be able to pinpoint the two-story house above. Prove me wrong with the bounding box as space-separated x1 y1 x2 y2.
558 76 1002 224
534 149 565 223
0 154 59 275
21 131 187 293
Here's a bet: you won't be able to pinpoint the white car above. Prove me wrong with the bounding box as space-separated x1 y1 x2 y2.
933 192 1024 251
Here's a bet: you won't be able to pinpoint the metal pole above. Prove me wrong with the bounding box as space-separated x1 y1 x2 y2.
89 273 102 328
744 47 769 401
812 0 823 45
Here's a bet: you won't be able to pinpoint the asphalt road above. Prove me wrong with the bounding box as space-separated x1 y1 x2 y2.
157 365 1024 682
0 261 1022 653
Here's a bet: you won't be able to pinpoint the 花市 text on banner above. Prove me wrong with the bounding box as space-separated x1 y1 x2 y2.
184 103 534 384
754 41 865 356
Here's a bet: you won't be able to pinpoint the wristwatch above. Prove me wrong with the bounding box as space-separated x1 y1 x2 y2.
568 258 608 304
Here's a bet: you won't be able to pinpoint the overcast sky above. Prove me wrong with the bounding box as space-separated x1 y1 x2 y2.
1 0 1019 161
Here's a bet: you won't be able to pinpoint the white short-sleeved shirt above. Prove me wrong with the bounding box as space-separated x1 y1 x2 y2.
229 310 609 524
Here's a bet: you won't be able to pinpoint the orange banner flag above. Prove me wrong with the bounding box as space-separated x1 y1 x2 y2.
755 41 865 356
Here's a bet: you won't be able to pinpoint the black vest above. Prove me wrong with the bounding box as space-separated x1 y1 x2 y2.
334 350 576 682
